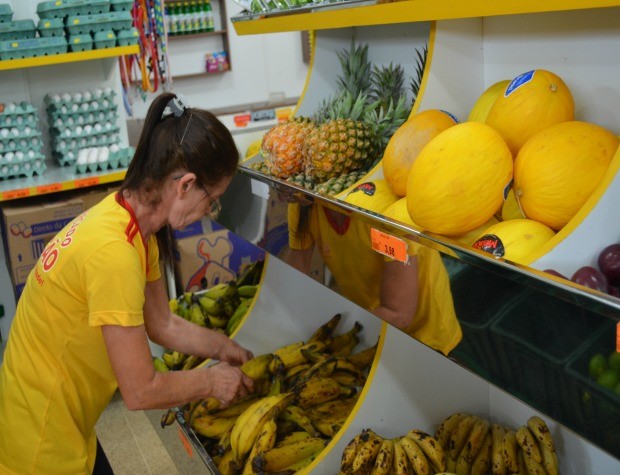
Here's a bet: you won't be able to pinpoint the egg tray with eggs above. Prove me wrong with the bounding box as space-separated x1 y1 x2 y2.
0 127 43 154
44 88 116 110
51 127 120 159
36 0 111 20
0 153 46 180
0 103 39 132
0 36 67 60
0 20 37 42
49 110 118 134
65 11 133 36
70 143 134 173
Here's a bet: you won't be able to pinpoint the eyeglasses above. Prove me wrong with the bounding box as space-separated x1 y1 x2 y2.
172 174 222 218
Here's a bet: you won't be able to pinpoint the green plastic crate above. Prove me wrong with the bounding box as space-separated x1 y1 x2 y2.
116 28 138 46
490 290 607 423
566 323 620 456
94 29 115 49
0 20 37 41
0 36 68 60
68 33 93 52
37 0 111 19
110 0 133 11
0 3 13 23
65 11 132 35
37 18 65 37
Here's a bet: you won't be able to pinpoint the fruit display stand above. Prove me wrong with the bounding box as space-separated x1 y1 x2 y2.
173 255 620 473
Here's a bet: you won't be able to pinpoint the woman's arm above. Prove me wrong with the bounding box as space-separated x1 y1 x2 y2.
142 278 252 365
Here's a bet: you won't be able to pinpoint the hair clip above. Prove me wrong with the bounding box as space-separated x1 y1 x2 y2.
162 97 187 118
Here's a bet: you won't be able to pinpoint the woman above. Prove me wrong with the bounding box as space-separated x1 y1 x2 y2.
0 93 254 474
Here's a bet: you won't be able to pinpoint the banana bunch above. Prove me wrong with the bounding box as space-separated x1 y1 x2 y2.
172 313 379 474
433 413 558 475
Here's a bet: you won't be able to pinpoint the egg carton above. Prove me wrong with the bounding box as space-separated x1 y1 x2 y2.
0 154 46 179
0 4 13 23
65 11 132 35
52 132 119 155
51 124 119 141
37 18 65 37
73 145 134 173
0 103 39 130
116 28 138 47
94 30 115 49
0 20 37 41
49 112 118 132
110 0 133 12
0 135 43 155
37 0 111 20
0 149 44 165
44 88 116 108
68 33 93 52
47 103 118 122
0 36 68 60
0 126 43 142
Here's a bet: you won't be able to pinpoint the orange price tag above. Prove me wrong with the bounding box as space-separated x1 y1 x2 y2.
616 322 620 353
74 177 100 188
2 188 30 201
177 426 194 458
370 228 408 263
36 183 63 195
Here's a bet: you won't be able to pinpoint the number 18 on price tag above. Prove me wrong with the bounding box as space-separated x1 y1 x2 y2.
370 228 408 263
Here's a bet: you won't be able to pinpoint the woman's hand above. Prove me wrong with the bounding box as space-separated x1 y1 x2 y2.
215 338 254 366
203 362 254 407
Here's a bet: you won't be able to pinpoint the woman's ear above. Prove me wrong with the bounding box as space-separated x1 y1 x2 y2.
177 172 198 194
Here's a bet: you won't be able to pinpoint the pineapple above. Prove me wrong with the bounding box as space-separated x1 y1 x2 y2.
260 117 316 179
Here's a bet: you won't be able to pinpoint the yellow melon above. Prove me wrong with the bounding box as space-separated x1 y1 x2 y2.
382 109 458 197
455 216 500 246
344 179 399 214
485 69 575 156
471 219 555 264
501 189 525 221
245 138 262 158
514 121 619 230
383 197 421 229
406 122 513 236
468 79 511 123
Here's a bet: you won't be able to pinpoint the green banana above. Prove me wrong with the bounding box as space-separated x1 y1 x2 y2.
205 281 238 300
208 314 229 328
153 357 169 372
189 303 206 327
238 284 259 298
198 295 223 316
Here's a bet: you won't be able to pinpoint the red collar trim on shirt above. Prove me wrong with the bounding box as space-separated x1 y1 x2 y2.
323 207 351 235
115 192 150 273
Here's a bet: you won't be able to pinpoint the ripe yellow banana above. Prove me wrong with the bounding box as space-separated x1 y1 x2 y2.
306 392 359 417
435 412 467 450
502 430 519 473
273 340 305 358
160 409 176 428
347 341 379 370
241 417 277 475
181 354 202 371
455 450 473 475
293 376 354 409
198 295 223 316
204 281 237 300
329 321 363 352
217 447 238 475
240 353 273 381
308 312 343 343
351 429 384 473
192 414 236 439
188 397 220 423
153 357 169 372
371 437 395 475
281 405 319 436
470 433 492 475
392 438 414 475
400 435 431 475
207 314 228 328
540 443 559 475
517 448 528 475
515 425 542 464
214 424 234 456
189 303 206 326
230 393 293 462
270 341 329 373
526 415 556 453
406 429 446 472
278 448 323 472
490 423 507 475
332 334 361 357
449 414 477 461
251 436 327 473
462 416 491 463
340 431 367 472
212 396 258 419
445 450 458 473
276 430 311 448
522 450 547 475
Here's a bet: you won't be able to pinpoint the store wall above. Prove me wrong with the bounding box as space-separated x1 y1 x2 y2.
125 0 309 118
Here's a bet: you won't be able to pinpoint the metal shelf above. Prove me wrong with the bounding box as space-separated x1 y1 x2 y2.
0 45 139 72
232 0 620 34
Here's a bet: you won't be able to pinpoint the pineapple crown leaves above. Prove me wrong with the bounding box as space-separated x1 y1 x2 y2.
312 90 373 123
335 41 373 98
369 62 408 111
365 94 410 150
409 44 428 103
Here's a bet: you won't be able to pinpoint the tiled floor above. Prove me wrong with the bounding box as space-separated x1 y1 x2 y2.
96 391 209 475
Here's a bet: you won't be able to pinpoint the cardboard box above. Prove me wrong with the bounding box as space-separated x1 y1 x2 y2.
2 198 84 297
75 185 120 211
174 219 265 294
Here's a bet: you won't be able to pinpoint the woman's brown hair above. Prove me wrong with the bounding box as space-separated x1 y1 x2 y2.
120 92 239 266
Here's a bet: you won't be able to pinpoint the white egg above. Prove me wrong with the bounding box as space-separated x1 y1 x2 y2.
28 150 35 158
32 137 40 146
80 138 87 147
15 115 23 124
4 116 12 126
6 103 16 112
73 93 82 102
87 148 99 164
23 127 31 135
75 126 83 136
10 128 19 137
71 103 79 112
27 114 35 122
52 94 61 103
90 101 99 111
105 122 112 130
94 123 102 132
76 115 84 124
34 159 41 167
80 103 89 111
59 139 66 149
84 125 93 135
11 163 19 173
89 136 97 146
70 139 77 148
23 162 31 171
0 129 7 137
1 165 7 174
55 118 63 127
19 139 27 148
83 91 92 101
109 143 119 153
8 140 15 149
66 151 74 160
97 112 105 121
102 99 110 109
103 87 112 95
64 129 72 137
98 147 109 163
77 149 88 165
67 117 75 126
62 93 71 102
61 105 68 114
5 152 14 162
15 151 24 161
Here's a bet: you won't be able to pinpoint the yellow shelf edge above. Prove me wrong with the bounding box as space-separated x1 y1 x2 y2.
0 45 139 71
233 0 620 35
